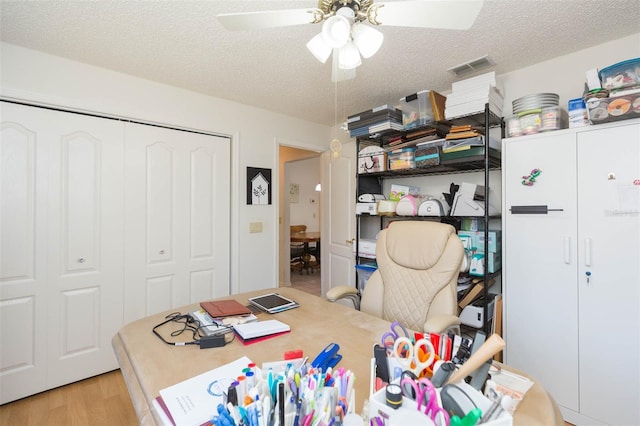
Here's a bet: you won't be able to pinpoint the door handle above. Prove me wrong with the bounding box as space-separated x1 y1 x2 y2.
346 238 354 244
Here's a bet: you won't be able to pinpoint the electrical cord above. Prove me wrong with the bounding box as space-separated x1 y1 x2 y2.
152 312 235 349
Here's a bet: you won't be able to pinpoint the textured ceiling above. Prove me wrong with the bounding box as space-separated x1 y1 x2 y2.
1 0 639 126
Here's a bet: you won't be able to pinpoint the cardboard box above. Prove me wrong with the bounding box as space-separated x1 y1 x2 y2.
458 230 501 253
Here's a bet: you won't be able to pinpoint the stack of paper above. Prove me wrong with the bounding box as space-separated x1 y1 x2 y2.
445 72 504 119
155 356 254 426
348 104 404 137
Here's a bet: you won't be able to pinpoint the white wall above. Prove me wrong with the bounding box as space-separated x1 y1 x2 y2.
0 42 332 294
288 157 321 232
499 33 640 117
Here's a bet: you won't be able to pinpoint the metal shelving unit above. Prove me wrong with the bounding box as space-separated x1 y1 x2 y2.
355 103 504 334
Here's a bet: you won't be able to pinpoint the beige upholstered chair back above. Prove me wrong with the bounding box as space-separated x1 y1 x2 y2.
373 221 464 331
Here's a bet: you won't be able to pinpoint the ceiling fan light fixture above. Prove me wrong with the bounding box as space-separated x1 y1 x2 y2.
338 42 362 70
351 23 384 58
307 33 332 63
322 14 352 48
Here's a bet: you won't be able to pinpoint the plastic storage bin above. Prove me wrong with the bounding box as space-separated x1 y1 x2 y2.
599 58 640 91
505 106 566 137
355 264 377 291
586 94 640 124
399 90 446 129
388 147 415 170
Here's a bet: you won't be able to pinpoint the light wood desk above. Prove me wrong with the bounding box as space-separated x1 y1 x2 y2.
112 288 562 426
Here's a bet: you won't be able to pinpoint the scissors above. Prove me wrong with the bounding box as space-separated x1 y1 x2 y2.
392 336 436 378
400 377 450 426
381 321 410 351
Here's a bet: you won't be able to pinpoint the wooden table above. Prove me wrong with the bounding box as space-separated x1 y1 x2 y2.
290 232 320 273
112 288 563 426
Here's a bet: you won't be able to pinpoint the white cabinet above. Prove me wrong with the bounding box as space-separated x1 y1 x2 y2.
502 120 640 425
1 102 125 403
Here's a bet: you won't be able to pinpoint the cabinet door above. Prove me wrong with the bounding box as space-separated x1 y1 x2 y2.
577 123 640 425
502 132 579 411
124 123 231 322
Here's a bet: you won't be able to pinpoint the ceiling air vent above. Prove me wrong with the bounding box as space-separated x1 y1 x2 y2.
448 55 495 77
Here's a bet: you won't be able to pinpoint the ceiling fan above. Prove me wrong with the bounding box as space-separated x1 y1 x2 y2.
217 0 484 80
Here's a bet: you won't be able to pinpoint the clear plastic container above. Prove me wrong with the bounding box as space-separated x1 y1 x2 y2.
399 90 445 129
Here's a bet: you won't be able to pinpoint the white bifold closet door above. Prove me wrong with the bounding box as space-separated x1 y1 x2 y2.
1 102 125 403
123 123 231 323
1 102 231 404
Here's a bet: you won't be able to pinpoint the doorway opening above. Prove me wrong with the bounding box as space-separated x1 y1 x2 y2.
279 146 321 297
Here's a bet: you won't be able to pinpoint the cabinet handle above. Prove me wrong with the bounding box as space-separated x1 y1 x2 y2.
78 257 85 263
159 249 165 255
510 205 564 214
585 238 592 266
563 237 571 264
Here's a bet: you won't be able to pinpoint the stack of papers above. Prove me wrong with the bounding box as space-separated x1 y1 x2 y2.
155 356 253 426
348 104 404 137
445 72 504 119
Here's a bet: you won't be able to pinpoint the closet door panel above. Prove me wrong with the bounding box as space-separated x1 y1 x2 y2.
1 105 52 403
45 110 124 388
124 124 230 323
1 102 124 401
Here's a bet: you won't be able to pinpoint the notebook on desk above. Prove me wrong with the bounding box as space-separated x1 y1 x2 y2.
199 299 252 318
233 319 290 344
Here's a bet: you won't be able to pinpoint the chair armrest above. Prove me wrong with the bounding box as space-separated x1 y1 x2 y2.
423 314 462 335
326 286 360 310
359 271 383 318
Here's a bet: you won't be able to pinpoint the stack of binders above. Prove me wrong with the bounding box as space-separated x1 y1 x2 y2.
347 104 403 138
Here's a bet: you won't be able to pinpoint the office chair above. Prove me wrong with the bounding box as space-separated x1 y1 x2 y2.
326 221 464 334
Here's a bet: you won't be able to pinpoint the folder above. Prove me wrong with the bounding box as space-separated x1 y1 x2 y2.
199 299 252 318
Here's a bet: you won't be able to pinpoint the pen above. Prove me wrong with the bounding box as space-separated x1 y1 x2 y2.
278 382 285 426
248 403 259 426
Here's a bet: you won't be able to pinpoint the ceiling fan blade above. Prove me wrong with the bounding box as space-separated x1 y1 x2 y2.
373 0 484 30
217 8 317 31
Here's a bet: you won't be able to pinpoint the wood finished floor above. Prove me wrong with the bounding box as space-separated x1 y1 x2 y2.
0 370 137 426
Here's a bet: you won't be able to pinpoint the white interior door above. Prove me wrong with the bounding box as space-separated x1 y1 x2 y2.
124 123 230 322
1 102 125 402
502 132 579 411
577 123 640 425
321 141 356 298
